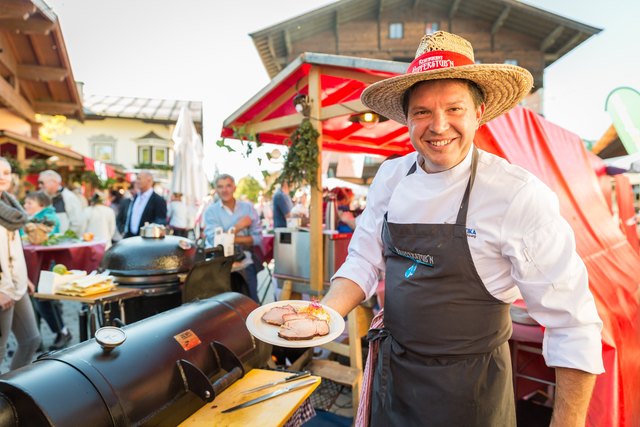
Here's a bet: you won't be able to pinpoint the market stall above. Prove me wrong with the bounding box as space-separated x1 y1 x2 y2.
222 52 640 426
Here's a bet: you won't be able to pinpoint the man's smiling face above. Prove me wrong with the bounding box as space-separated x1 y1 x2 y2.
406 79 484 173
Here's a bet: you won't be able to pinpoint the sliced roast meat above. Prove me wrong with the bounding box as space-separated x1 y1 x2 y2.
282 312 318 322
261 305 297 325
278 318 330 340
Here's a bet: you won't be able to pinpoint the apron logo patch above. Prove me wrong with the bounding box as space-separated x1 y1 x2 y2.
394 248 434 267
466 228 477 238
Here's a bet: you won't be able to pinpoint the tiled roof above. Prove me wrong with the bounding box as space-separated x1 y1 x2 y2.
82 94 203 123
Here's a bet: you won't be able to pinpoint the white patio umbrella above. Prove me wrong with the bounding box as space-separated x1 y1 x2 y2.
171 105 209 230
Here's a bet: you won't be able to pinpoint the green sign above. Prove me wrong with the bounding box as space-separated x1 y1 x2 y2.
605 87 640 154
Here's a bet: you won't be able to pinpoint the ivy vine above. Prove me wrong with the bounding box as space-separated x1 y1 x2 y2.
277 118 319 189
216 125 269 177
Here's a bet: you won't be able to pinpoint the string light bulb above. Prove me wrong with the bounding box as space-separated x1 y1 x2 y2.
292 93 311 117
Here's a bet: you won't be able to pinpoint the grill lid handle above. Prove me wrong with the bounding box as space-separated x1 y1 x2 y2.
176 341 245 402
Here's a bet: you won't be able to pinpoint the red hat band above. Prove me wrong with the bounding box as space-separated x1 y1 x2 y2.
407 50 474 74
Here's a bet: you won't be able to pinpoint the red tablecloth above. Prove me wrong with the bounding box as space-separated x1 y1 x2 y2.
260 234 275 264
23 240 107 285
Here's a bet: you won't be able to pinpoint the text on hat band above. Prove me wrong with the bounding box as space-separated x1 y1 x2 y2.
408 50 474 74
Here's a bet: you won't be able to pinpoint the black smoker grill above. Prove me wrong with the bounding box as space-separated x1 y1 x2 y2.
100 234 198 323
0 292 271 426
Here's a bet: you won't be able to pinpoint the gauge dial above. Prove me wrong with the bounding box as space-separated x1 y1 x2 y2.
95 326 126 350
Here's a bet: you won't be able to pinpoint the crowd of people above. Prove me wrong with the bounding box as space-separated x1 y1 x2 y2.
0 158 364 372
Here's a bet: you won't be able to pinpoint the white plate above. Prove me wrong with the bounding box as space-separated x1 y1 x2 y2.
246 300 346 348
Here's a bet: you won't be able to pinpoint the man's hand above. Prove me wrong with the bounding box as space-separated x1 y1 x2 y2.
234 215 252 232
27 280 36 295
550 367 597 427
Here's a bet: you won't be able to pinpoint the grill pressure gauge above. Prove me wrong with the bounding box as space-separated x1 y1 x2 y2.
95 326 126 352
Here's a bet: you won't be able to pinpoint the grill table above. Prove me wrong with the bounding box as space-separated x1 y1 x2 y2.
34 286 143 340
179 369 320 427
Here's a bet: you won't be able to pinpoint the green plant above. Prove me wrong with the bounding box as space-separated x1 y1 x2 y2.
277 118 319 189
3 155 24 177
76 171 117 190
26 158 52 174
134 163 173 171
215 126 272 180
235 175 263 203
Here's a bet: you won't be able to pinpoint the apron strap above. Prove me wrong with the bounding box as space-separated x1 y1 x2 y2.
455 145 479 226
367 328 405 409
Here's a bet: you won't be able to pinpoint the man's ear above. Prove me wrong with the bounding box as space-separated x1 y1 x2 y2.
476 103 486 128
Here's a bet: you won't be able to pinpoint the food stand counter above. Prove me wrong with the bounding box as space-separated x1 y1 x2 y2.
273 229 350 294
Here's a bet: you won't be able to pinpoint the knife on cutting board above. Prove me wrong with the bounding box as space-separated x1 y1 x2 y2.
222 378 318 413
242 371 311 394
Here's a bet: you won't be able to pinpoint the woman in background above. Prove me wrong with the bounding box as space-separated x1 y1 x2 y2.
0 157 40 371
84 193 116 249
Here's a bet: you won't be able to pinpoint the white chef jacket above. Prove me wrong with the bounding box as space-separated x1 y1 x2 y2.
333 146 604 375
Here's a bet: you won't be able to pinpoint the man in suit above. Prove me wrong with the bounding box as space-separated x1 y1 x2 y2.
123 171 167 238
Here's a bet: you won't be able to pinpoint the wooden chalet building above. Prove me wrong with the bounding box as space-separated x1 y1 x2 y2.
0 0 85 176
250 0 602 114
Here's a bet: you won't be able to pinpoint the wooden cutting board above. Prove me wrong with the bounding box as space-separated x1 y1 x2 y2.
179 368 320 427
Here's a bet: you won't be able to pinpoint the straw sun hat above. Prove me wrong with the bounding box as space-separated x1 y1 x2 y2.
361 31 534 126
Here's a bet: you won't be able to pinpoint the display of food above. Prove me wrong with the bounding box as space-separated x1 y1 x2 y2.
24 221 53 245
54 272 116 297
260 301 331 341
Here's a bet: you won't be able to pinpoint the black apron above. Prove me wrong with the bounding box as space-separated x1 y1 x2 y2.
369 147 515 426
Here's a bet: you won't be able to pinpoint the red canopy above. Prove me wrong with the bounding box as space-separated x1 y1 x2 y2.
478 107 640 427
222 53 412 157
222 53 640 426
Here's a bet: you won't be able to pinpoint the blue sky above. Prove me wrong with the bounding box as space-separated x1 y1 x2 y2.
47 0 640 180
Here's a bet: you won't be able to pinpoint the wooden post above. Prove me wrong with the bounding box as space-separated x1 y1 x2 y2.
16 142 26 171
308 65 324 294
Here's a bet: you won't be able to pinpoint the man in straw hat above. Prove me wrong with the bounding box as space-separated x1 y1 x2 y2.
322 31 603 426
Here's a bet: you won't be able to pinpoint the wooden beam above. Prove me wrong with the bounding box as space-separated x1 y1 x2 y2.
0 17 55 34
308 64 323 294
252 76 307 123
246 113 301 134
449 0 462 19
33 101 78 115
17 64 68 82
16 141 25 162
319 65 393 85
376 0 382 50
491 6 511 35
320 100 367 121
0 71 35 121
0 33 18 76
0 0 36 20
246 100 367 135
540 26 564 52
334 10 339 54
283 29 291 58
266 34 283 72
546 33 583 61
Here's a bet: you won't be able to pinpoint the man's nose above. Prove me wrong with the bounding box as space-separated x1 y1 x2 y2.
429 111 449 134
